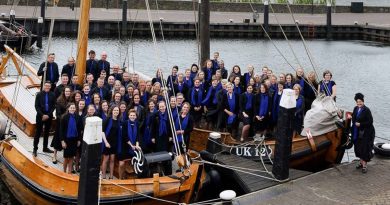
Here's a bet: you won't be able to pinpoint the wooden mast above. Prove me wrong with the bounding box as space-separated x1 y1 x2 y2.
75 0 91 85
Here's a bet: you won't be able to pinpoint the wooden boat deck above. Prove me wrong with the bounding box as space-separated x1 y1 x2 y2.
214 153 311 194
0 79 40 136
0 111 65 171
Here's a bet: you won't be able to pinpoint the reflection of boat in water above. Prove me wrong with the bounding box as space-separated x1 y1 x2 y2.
190 96 351 171
0 19 37 52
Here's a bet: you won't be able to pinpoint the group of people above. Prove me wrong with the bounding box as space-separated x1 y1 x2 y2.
31 50 374 177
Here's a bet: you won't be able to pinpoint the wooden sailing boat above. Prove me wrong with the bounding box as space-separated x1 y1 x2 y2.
0 0 206 204
189 99 351 170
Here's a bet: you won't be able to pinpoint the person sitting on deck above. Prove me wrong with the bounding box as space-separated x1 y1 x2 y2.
33 81 56 157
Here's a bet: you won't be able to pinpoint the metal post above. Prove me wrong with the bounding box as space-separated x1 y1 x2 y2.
77 117 103 205
272 89 296 180
199 0 210 66
326 0 332 39
122 0 128 37
263 0 269 34
40 0 45 34
37 17 43 48
9 10 15 25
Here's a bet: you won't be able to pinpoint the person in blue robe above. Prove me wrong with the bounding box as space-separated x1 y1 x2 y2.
254 84 271 136
223 83 240 138
293 84 305 136
118 109 141 179
188 78 204 127
201 77 220 130
318 70 337 100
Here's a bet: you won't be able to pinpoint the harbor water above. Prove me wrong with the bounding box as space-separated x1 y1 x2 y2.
1 37 390 203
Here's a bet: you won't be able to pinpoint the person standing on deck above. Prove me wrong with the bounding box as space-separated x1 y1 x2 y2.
348 93 375 174
101 105 121 179
60 103 82 174
33 81 56 157
167 66 178 91
61 57 76 81
86 50 98 81
239 84 254 142
223 83 240 139
51 86 72 164
188 78 204 128
254 83 271 138
92 78 110 102
202 76 220 130
293 84 305 136
303 71 318 113
118 109 141 179
37 53 59 91
151 100 173 175
132 73 140 88
97 51 110 81
211 51 220 74
243 65 255 90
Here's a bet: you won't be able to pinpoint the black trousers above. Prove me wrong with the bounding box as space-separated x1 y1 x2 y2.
33 115 52 151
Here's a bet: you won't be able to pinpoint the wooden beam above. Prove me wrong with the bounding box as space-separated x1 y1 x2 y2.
4 45 40 80
75 0 91 85
0 53 11 77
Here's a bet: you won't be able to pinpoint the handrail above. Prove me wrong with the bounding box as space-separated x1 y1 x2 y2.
4 45 41 80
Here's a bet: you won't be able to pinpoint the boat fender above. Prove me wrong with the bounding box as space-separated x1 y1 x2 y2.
0 119 7 140
219 190 236 201
373 142 390 157
200 150 217 162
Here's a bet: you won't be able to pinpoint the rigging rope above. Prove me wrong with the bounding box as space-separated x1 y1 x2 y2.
153 0 190 166
144 0 182 159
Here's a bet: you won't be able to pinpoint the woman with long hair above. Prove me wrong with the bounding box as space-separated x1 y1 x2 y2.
284 73 295 89
239 84 254 142
293 84 305 136
51 86 72 164
92 93 101 115
141 100 156 153
175 102 194 151
188 78 204 128
60 103 82 173
303 71 318 113
101 106 121 179
254 83 271 137
99 100 109 121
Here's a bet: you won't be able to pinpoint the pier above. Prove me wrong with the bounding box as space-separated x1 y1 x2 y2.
1 6 390 42
232 156 390 205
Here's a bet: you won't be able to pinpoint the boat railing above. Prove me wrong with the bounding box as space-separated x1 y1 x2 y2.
1 45 41 87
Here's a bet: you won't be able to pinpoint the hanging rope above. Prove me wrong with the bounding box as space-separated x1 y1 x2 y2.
246 0 318 95
42 0 58 89
268 2 318 95
144 0 182 159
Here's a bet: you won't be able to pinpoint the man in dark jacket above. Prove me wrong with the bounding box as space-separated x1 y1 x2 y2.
33 81 56 157
37 53 59 91
61 57 76 81
96 51 110 81
86 50 98 80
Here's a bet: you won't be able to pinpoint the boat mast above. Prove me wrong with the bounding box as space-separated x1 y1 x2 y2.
75 0 91 85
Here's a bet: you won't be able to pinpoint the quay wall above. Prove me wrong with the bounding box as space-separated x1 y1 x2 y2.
3 0 390 13
12 18 390 43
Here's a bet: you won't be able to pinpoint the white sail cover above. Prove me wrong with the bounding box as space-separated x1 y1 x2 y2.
301 96 339 136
